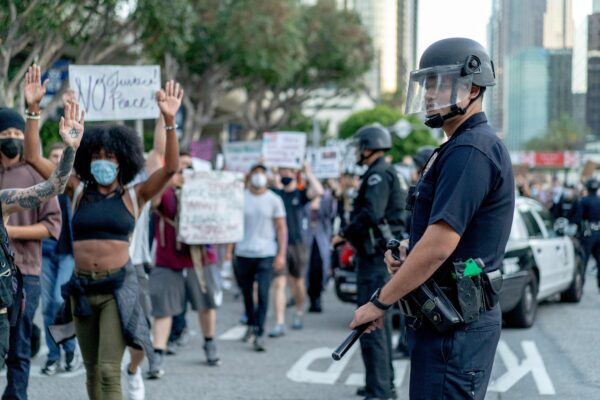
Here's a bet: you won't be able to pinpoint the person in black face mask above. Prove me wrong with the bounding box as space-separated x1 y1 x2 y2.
269 163 323 337
0 109 25 161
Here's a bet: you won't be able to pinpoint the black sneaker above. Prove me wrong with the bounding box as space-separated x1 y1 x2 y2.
308 299 322 313
64 351 82 372
41 360 59 376
147 352 165 379
356 387 397 399
166 341 177 356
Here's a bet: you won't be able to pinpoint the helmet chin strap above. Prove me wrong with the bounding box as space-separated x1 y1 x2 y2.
424 90 483 129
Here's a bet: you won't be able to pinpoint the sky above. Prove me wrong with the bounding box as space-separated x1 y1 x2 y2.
417 0 593 57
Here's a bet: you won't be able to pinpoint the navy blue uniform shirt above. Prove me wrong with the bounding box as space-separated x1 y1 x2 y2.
579 194 600 223
409 112 515 285
272 188 310 245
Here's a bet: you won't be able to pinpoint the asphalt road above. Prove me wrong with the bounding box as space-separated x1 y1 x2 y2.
2 268 600 400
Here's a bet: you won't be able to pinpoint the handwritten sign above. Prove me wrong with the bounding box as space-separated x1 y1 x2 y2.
223 141 262 173
178 171 244 244
308 147 340 179
262 132 306 169
69 65 160 121
190 138 214 161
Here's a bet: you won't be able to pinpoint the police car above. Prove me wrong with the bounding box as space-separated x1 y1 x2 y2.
332 196 584 328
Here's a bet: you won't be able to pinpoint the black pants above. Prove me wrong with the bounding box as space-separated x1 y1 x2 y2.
582 231 600 287
307 239 323 304
233 256 273 337
0 314 9 370
356 255 394 399
407 305 501 400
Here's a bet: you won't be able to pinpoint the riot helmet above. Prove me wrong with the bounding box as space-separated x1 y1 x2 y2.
353 123 392 166
586 178 599 192
412 146 435 171
405 38 496 129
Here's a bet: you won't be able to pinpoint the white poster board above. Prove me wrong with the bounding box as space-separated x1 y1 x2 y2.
69 65 161 121
307 147 340 179
223 141 262 173
178 171 244 244
262 132 306 169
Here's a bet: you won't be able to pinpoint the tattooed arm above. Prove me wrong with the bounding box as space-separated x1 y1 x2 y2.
0 146 76 217
0 100 84 217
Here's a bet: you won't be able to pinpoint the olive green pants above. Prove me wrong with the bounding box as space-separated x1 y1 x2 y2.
72 293 126 400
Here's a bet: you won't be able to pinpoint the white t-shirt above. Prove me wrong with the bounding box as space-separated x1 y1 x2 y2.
235 189 286 258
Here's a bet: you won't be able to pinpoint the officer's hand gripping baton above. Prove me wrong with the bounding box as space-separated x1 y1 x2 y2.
387 239 402 261
331 322 370 361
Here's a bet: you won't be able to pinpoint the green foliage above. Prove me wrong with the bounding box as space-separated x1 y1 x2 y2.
39 121 61 156
279 109 330 144
338 105 437 162
525 114 588 151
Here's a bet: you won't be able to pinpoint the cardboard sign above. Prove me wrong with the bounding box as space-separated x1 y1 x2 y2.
307 147 340 179
223 141 262 173
262 132 306 169
178 171 244 244
69 65 160 121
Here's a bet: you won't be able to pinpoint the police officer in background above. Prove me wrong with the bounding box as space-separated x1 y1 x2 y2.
578 177 600 291
350 38 515 400
331 124 405 400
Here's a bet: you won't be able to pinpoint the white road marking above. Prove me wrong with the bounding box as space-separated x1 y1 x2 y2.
488 340 555 395
218 325 247 341
287 345 359 385
344 360 409 388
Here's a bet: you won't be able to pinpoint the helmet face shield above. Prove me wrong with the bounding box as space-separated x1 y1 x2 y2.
405 65 473 117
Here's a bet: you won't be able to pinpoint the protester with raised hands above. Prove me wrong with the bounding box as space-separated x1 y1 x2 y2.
23 64 183 400
0 70 84 398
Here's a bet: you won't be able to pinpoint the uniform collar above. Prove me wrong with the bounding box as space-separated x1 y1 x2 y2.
450 112 487 139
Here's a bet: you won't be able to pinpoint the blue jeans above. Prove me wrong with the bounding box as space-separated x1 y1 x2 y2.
2 275 41 400
41 253 76 362
233 257 273 337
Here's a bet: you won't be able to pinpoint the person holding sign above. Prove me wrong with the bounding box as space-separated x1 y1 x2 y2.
23 65 183 400
269 162 323 336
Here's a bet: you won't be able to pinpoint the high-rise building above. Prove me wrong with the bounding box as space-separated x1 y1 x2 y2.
487 0 547 139
586 13 600 137
548 48 573 119
343 0 418 100
504 48 549 150
573 18 588 127
544 0 574 48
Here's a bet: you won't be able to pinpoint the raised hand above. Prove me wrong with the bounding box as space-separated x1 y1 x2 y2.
58 101 85 149
156 80 184 120
24 64 49 109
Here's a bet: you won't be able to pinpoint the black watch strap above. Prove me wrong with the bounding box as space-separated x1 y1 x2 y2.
369 288 392 311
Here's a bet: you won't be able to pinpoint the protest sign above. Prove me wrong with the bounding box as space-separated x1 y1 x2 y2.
69 65 160 121
190 138 214 161
262 132 306 169
307 147 340 179
223 141 262 173
179 171 244 244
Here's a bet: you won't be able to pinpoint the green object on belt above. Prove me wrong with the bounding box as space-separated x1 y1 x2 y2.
463 258 483 277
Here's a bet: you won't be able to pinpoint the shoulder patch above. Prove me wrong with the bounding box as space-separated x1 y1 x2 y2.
367 174 382 186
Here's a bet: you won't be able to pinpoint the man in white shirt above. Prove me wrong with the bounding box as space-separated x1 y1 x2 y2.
225 164 287 351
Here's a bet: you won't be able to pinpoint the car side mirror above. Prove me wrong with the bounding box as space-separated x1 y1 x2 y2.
554 217 569 236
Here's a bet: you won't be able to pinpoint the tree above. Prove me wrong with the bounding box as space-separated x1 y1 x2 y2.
137 0 240 146
525 114 588 151
234 0 373 135
338 105 437 162
1 0 139 122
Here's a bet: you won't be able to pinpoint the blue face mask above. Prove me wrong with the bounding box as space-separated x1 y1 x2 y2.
91 160 119 186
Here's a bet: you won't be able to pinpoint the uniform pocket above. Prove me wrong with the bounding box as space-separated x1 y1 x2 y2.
412 180 435 232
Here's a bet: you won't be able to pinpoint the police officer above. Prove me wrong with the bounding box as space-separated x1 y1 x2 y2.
578 177 600 290
331 124 405 400
350 38 515 400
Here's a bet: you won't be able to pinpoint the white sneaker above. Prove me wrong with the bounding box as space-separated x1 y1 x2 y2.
123 364 145 400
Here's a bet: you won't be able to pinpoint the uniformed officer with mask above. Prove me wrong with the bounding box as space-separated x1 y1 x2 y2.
331 124 405 400
578 177 600 291
349 38 515 400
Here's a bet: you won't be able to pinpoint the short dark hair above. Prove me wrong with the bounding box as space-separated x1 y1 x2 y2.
74 125 145 185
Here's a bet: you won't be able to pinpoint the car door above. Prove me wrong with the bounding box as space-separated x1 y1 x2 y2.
516 202 557 298
530 203 573 289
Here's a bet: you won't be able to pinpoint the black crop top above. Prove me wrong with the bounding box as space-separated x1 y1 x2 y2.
72 186 136 242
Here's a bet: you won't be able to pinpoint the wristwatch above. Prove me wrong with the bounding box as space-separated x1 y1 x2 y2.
369 288 393 311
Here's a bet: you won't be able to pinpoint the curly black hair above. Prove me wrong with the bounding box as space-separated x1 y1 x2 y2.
74 125 145 185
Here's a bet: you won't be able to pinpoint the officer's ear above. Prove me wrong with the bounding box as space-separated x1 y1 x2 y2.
469 85 481 100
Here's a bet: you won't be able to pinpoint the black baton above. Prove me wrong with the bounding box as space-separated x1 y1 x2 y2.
332 322 370 361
